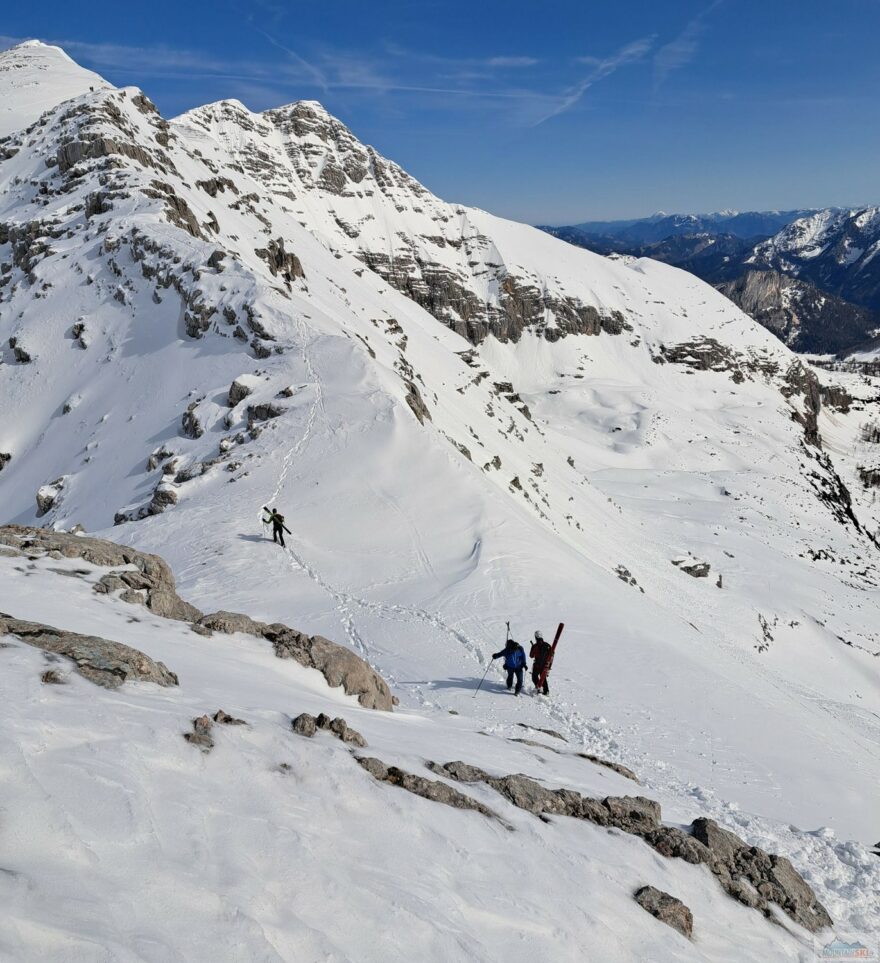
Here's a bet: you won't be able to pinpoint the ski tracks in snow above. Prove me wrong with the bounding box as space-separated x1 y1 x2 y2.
263 317 485 690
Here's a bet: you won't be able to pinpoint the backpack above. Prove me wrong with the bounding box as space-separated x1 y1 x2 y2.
507 645 526 670
531 639 551 669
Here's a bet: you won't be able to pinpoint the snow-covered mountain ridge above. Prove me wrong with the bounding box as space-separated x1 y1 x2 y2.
1 41 879 961
749 206 880 322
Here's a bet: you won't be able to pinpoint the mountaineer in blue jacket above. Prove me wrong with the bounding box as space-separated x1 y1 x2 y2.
492 638 528 696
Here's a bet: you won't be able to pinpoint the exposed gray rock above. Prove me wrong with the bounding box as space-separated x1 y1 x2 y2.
213 709 247 726
255 237 304 284
634 886 693 938
183 710 246 752
657 337 750 383
615 565 642 590
690 817 832 932
9 336 33 363
428 761 829 930
198 610 265 636
427 761 659 833
147 481 178 515
181 401 203 439
356 756 508 826
40 668 66 685
0 452 11 472
247 402 283 425
146 446 174 471
718 269 877 356
291 711 366 746
228 377 254 406
575 753 640 783
782 360 822 448
672 559 711 578
0 526 202 623
184 715 214 752
36 477 65 517
143 181 204 239
404 380 431 424
195 177 239 198
1 528 391 711
198 611 393 711
644 826 713 865
56 136 159 175
0 612 178 689
328 715 367 746
292 712 318 737
516 723 566 742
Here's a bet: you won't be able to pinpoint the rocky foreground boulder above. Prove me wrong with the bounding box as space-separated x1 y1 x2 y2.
291 712 367 746
634 886 693 938
199 611 393 710
424 761 830 933
0 525 200 621
0 526 393 710
357 756 511 828
0 612 178 688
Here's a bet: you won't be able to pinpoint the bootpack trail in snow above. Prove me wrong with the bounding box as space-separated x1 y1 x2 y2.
257 323 829 806
261 320 486 690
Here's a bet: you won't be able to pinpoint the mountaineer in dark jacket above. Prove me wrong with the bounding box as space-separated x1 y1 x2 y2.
263 506 291 548
530 630 553 695
492 638 528 695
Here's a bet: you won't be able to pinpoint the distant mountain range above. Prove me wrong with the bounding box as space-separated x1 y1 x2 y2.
559 210 822 246
541 208 880 356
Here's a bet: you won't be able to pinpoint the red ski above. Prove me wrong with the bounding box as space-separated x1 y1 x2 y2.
536 622 564 691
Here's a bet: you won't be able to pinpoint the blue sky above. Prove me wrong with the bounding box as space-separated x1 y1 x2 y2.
4 0 879 223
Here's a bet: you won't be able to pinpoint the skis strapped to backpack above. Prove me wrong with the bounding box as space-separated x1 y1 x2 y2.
536 622 564 690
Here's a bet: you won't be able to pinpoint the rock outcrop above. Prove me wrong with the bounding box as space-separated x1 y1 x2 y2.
427 761 660 833
291 712 366 746
718 269 878 356
199 610 393 711
0 526 204 622
254 237 304 284
356 756 510 827
228 377 254 407
428 761 831 932
183 709 247 753
0 612 178 689
634 886 693 938
672 557 711 578
0 529 393 711
36 477 65 516
689 817 832 932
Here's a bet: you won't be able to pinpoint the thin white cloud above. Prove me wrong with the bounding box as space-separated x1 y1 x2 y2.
486 56 540 68
653 0 723 90
257 31 329 93
0 33 637 126
530 36 655 127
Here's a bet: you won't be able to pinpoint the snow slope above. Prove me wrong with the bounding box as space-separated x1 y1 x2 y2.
7 550 872 963
1 40 879 960
0 41 110 138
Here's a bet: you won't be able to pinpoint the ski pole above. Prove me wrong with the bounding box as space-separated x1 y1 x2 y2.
475 619 508 698
474 661 492 697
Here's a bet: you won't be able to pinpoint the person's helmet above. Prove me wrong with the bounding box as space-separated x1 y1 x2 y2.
535 630 544 641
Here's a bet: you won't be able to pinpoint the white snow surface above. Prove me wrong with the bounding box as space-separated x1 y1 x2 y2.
1 43 879 961
0 41 110 138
